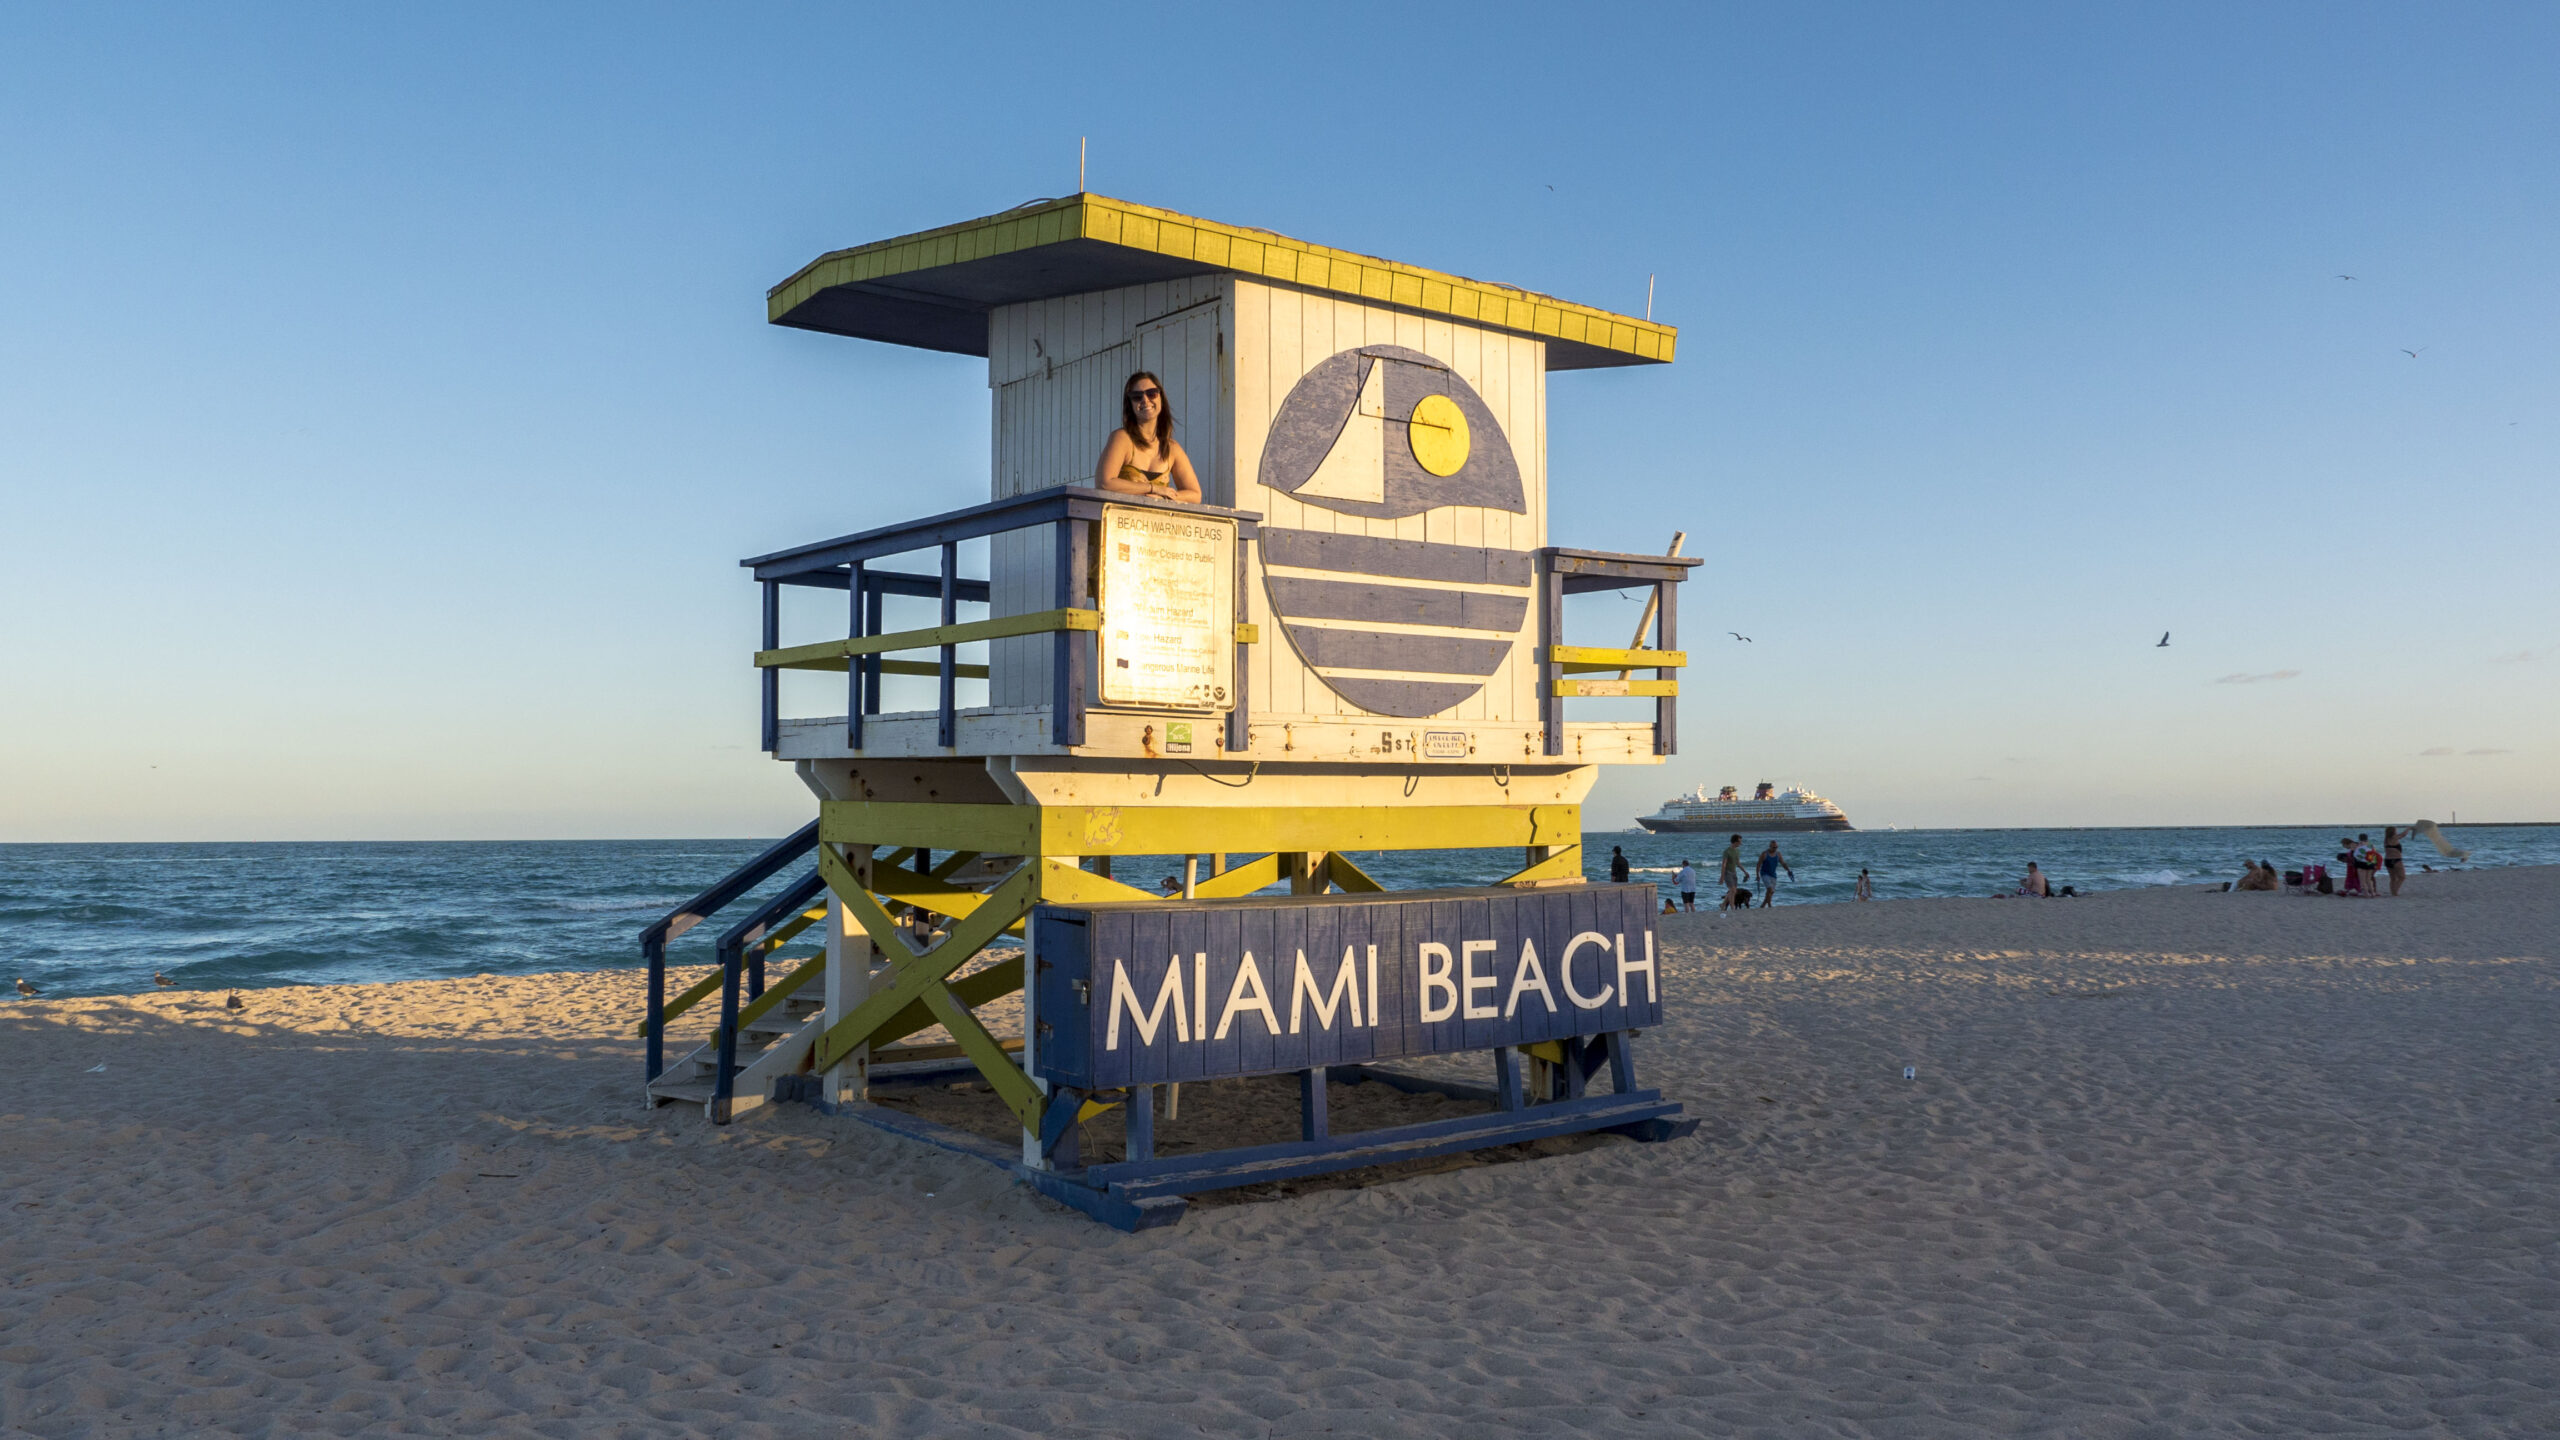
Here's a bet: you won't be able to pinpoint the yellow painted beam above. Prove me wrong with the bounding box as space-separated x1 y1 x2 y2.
821 802 1581 856
1496 845 1586 888
811 867 1038 1074
1234 622 1261 644
1036 858 1166 907
756 608 1100 670
1553 678 1678 698
870 953 1024 1050
1551 645 1686 670
734 952 826 1032
1324 852 1387 894
1193 852 1281 898
921 983 1044 1130
641 966 725 1035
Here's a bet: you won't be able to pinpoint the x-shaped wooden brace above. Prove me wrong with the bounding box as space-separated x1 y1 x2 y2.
813 844 1045 1129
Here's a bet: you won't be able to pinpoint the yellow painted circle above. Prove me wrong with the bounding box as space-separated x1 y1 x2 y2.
1407 393 1471 477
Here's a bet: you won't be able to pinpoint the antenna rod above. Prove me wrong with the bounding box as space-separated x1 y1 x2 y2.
1079 137 1086 192
1616 531 1685 680
1646 273 1656 320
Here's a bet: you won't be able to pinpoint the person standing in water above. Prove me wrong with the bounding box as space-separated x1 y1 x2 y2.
1610 845 1631 884
1855 868 1874 901
1756 842 1793 907
1094 371 1202 503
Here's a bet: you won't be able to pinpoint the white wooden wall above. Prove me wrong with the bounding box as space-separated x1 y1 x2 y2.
1228 279 1548 727
977 275 1549 730
984 278 1231 708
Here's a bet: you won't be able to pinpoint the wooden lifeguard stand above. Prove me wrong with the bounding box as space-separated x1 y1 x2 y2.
638 195 1700 1228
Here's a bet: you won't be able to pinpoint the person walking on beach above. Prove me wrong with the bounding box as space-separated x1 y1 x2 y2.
2382 826 2407 896
1610 846 1630 884
1718 834 1744 897
1674 861 1697 911
1855 868 1874 901
1756 842 1793 907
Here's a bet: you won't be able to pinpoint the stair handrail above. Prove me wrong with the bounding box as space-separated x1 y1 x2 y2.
708 868 829 1124
639 820 820 1086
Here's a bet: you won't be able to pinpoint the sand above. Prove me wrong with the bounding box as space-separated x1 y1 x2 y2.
4 866 2554 1437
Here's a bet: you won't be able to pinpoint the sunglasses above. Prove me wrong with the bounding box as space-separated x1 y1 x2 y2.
1127 387 1162 401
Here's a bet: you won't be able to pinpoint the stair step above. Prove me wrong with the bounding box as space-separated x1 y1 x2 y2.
648 1077 717 1106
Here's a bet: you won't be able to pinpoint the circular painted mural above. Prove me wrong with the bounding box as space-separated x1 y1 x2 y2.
1255 346 1533 719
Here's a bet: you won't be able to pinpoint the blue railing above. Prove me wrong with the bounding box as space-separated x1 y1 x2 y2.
742 486 1262 754
637 820 819 1087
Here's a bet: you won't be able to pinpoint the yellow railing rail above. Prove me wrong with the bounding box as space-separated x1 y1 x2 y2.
755 607 1101 671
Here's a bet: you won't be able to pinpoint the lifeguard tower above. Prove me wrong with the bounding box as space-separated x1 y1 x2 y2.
637 195 1700 1228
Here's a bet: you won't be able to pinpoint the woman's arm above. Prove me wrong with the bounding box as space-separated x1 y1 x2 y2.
1094 431 1150 494
1161 443 1203 503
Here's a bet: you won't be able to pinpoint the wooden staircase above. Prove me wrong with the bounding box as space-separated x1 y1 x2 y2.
647 985 830 1116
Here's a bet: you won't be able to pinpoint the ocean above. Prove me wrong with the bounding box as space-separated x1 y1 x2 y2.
5 825 2552 1001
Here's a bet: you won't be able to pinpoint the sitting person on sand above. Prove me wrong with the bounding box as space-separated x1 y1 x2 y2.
2018 862 2050 898
2236 860 2278 892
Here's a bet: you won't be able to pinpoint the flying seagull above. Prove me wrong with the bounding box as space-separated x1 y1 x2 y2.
2402 348 2426 359
1729 632 1752 643
2335 274 2355 280
2157 632 2171 648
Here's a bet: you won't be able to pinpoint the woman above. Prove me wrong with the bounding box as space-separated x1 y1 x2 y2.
2382 826 2406 896
1094 371 1202 503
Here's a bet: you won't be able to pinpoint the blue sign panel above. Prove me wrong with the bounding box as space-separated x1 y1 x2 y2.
1030 885 1662 1091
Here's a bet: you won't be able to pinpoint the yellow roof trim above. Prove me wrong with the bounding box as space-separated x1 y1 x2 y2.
767 194 1676 370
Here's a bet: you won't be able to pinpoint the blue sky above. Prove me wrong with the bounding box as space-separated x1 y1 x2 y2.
2 3 2551 840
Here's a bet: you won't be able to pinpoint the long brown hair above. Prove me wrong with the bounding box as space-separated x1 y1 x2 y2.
1122 370 1174 452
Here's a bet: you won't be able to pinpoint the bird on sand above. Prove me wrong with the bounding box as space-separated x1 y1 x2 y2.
153 972 176 987
2158 632 2171 647
1729 632 1752 643
2402 347 2426 359
14 978 36 998
225 993 245 1012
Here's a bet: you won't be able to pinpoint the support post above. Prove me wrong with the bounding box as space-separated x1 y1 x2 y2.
847 560 866 751
937 540 958 749
1610 1029 1638 1095
862 585 883 718
1053 517 1089 747
759 579 780 755
1493 1046 1524 1111
822 891 870 1105
711 937 744 1124
1126 1084 1155 1162
1540 555 1565 756
1654 576 1679 756
642 934 666 1086
1300 1067 1328 1141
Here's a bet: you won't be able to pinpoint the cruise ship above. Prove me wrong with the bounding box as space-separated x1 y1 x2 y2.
1637 782 1854 834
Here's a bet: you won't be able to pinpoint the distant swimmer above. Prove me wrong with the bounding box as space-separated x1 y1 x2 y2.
2157 632 2170 647
14 978 35 998
153 972 176 987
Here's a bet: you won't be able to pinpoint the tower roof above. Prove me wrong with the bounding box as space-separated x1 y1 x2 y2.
767 193 1675 371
